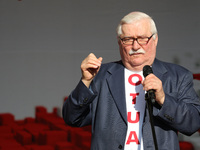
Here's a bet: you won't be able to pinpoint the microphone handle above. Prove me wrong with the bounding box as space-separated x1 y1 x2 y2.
147 89 156 104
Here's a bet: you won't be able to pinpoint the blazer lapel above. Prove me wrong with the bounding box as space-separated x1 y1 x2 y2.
106 62 127 124
143 59 168 148
152 59 168 80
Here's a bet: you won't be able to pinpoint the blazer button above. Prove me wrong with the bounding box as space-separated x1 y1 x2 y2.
83 98 88 103
118 145 123 149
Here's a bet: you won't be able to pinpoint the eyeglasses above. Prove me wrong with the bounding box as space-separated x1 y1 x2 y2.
119 34 155 46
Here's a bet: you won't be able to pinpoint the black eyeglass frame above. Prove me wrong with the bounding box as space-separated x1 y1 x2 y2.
119 33 155 46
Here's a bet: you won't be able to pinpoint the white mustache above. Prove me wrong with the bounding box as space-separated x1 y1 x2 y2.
129 49 145 55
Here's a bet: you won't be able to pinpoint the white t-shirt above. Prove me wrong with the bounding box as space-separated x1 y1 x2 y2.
124 68 146 150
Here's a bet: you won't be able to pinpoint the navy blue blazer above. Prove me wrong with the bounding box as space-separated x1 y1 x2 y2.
63 58 200 150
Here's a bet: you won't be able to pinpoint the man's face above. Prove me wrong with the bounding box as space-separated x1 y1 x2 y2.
118 19 158 71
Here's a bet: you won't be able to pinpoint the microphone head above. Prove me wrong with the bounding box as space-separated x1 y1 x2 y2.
143 65 153 77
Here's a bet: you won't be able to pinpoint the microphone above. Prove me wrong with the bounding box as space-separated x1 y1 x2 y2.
143 65 156 104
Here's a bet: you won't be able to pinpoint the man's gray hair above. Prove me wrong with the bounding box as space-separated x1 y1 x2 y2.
116 11 157 38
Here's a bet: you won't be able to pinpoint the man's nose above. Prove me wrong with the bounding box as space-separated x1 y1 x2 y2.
132 40 141 50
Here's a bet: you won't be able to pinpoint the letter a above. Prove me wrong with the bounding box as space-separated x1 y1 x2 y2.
126 131 140 144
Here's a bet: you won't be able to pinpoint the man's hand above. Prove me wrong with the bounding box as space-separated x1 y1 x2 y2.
142 74 165 106
81 53 103 88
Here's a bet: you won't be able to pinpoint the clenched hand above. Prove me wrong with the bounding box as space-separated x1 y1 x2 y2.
81 53 103 88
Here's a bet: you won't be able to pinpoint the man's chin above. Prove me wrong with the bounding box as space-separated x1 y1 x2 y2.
129 60 143 66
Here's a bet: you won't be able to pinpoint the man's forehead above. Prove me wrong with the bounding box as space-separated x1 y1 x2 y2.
121 23 151 37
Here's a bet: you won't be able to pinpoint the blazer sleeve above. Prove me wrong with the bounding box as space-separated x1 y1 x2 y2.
62 80 97 127
154 70 200 135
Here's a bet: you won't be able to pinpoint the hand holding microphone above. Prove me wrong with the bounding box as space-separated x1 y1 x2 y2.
142 65 165 106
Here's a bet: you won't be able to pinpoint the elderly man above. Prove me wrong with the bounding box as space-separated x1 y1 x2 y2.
62 11 200 150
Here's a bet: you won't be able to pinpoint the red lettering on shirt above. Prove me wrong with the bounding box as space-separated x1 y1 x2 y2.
125 73 144 148
128 74 142 86
127 112 140 123
130 93 139 104
126 131 140 145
